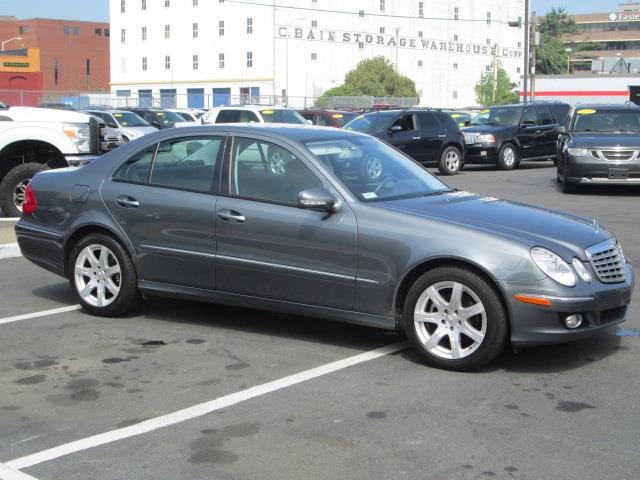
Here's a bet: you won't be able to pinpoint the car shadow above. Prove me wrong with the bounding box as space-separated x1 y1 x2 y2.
30 281 77 305
554 181 640 196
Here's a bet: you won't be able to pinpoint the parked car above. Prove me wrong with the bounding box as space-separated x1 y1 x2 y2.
168 108 206 122
556 103 640 193
462 101 571 170
83 109 158 144
123 107 190 129
344 108 465 175
201 105 307 125
298 109 358 128
15 125 633 371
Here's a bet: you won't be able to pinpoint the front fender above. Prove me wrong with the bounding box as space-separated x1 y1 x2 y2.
0 125 79 155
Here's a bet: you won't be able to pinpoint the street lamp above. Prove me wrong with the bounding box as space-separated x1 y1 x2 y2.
1 37 23 51
565 48 572 74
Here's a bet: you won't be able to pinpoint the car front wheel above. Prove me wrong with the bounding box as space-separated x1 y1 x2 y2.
69 233 140 317
497 144 518 170
403 266 507 371
438 146 462 175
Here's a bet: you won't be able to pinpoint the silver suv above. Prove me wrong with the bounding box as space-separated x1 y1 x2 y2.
201 105 307 125
83 110 158 143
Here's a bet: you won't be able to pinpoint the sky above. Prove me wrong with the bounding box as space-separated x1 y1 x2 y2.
0 0 620 22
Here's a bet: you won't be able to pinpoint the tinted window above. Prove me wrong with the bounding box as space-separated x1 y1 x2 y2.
299 112 314 122
332 112 356 127
231 138 321 204
259 109 306 124
316 114 334 127
391 114 416 131
113 145 156 183
417 112 439 129
216 110 242 123
521 107 538 126
112 111 149 127
572 108 640 133
150 110 186 124
537 107 554 126
471 108 521 127
344 112 396 132
238 110 259 122
150 136 222 191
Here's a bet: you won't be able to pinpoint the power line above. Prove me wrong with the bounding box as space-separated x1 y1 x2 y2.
223 0 521 25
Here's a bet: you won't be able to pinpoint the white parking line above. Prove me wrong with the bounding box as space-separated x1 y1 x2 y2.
5 341 408 470
0 218 19 222
0 463 40 480
0 244 21 260
0 305 81 326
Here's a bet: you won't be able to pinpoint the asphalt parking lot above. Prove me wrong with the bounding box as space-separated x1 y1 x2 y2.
1 162 639 480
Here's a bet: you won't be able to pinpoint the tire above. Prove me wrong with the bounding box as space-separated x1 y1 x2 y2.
402 266 507 371
437 146 462 175
558 165 578 194
497 144 518 170
0 163 49 217
68 233 141 317
360 153 384 182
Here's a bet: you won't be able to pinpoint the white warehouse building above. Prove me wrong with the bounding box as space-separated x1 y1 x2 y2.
109 0 525 109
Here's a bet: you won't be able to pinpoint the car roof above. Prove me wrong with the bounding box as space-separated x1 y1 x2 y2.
572 103 640 110
212 105 293 111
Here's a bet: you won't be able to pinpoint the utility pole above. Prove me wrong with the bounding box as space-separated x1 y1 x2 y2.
492 44 499 103
530 11 537 101
523 0 529 105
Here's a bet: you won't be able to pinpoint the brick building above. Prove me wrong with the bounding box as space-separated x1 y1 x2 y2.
0 16 110 93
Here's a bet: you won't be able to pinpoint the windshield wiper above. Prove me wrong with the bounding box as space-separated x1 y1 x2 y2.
424 190 451 197
573 129 607 133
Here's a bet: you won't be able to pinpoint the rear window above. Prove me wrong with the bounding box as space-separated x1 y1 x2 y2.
260 109 306 124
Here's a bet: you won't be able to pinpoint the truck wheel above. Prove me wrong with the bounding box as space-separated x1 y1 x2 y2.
0 163 49 217
438 146 462 175
497 144 518 170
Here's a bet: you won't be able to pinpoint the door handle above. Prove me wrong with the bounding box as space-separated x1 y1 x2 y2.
412 136 421 140
116 196 140 208
438 134 447 138
217 209 245 223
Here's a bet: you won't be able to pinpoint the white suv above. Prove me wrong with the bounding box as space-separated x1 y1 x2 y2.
201 105 308 125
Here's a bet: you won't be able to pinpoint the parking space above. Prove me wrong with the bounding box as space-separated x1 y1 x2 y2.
1 162 639 480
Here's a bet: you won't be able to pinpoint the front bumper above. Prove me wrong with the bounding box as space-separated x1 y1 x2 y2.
65 154 101 167
502 263 634 346
566 155 640 184
464 144 498 164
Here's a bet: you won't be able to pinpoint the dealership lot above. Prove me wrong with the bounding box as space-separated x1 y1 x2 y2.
1 163 639 480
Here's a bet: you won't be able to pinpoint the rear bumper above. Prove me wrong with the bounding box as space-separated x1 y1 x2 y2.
14 221 66 277
502 263 634 346
566 156 640 184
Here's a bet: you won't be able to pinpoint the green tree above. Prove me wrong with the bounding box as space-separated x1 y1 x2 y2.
536 7 579 74
317 56 418 104
475 63 519 106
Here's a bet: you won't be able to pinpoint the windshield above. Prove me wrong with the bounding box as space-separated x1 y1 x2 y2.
344 112 396 132
572 108 640 133
151 110 186 125
112 111 149 127
304 136 451 202
470 108 521 126
331 112 357 127
260 109 306 124
175 112 195 122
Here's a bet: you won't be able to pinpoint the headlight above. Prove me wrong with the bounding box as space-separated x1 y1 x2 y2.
567 148 591 157
572 258 591 283
62 123 91 153
124 130 140 139
477 134 496 143
531 247 576 287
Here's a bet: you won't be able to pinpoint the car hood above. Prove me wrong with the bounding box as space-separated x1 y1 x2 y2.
377 191 611 258
571 133 640 148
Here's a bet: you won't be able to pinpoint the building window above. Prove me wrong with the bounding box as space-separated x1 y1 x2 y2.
452 90 458 99
418 31 423 37
165 0 170 6
142 56 147 71
105 29 110 37
247 18 253 34
247 51 253 68
453 34 458 41
311 20 317 28
485 65 491 72
380 0 385 12
63 26 70 35
358 41 364 48
358 10 364 17
121 57 127 73
487 12 491 24
193 0 198 5
73 26 80 35
86 58 91 75
486 38 491 45
219 53 225 68
193 23 198 38
418 60 423 67
193 54 198 70
454 7 459 20
120 28 126 43
121 0 125 13
311 52 317 61
18 25 30 34
142 26 147 40
94 28 102 36
518 16 522 28
219 20 224 36
418 2 424 18
165 24 170 39
453 63 458 69
165 55 171 70
517 41 522 47
380 26 385 34
54 58 59 84
517 67 521 73
141 0 146 10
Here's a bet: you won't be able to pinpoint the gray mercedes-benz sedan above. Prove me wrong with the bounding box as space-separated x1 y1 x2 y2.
15 124 634 371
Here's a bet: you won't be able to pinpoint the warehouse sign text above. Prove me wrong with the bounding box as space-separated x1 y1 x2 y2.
277 27 523 58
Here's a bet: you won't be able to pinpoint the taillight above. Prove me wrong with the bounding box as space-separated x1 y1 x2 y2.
22 183 37 215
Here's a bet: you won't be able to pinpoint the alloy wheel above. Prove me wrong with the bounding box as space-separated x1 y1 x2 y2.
74 244 122 308
502 147 515 167
445 150 460 171
12 179 30 212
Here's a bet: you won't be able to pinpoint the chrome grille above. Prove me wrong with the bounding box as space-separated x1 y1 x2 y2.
585 238 626 284
601 150 635 161
463 133 478 145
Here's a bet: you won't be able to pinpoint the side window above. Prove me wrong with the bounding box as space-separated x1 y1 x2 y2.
521 107 538 126
417 112 440 129
231 137 322 204
391 114 416 131
299 112 314 123
113 145 156 183
216 110 242 123
149 136 222 191
237 110 259 122
537 107 554 126
316 114 334 127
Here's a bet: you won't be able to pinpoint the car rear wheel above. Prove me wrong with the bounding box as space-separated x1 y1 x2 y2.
0 163 49 217
438 146 462 175
497 144 518 170
403 266 507 371
69 233 140 317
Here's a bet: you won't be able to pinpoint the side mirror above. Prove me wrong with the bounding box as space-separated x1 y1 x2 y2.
151 121 162 129
388 125 403 135
109 122 118 128
297 188 341 213
553 125 567 135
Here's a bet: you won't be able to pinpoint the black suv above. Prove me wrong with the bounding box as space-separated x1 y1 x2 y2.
123 108 188 129
556 103 640 193
344 109 465 175
462 101 570 170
